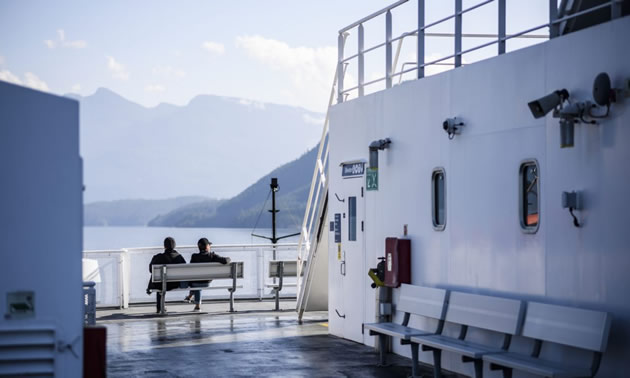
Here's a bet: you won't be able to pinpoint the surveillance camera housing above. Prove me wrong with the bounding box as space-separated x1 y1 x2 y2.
528 89 569 119
443 117 464 139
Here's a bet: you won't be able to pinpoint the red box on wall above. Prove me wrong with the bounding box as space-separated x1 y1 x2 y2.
384 237 411 288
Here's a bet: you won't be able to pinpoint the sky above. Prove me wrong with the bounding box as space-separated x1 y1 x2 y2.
0 1 550 113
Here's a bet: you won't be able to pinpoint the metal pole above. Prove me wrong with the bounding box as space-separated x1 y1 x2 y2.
160 265 167 315
612 0 622 19
549 0 559 38
455 0 462 67
358 24 365 97
498 0 506 54
417 0 425 79
385 10 393 89
337 33 345 103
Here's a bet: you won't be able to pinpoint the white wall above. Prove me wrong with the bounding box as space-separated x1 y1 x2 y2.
0 82 83 376
328 16 630 377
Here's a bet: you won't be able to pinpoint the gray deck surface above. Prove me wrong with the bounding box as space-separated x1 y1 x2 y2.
98 299 460 377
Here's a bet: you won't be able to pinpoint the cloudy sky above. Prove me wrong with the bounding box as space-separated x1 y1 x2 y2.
0 1 549 112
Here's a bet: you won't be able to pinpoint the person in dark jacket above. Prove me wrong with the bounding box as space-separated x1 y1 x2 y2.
147 237 187 313
184 237 231 311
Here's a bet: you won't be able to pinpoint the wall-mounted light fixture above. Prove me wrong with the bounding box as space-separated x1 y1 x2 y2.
369 138 392 169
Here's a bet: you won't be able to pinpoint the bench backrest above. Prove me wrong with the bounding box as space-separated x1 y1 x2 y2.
152 262 244 282
397 284 448 320
446 291 524 335
523 302 611 352
268 260 302 277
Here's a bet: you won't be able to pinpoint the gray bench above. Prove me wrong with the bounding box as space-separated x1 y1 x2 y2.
151 262 244 314
267 260 302 311
483 301 612 378
410 291 524 378
364 284 449 377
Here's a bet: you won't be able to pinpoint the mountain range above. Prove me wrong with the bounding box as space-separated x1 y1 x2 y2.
69 88 323 202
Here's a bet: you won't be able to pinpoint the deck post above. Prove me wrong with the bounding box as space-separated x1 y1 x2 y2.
417 0 425 79
337 33 345 103
229 262 237 313
358 24 365 97
385 10 393 89
455 0 462 67
549 0 559 38
498 0 506 54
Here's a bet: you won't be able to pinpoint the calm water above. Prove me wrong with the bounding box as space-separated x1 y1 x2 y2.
83 226 300 250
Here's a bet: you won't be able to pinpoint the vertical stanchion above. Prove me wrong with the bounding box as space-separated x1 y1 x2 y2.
549 0 559 38
498 0 506 55
160 265 167 315
337 33 345 103
358 24 365 97
385 10 393 89
455 0 462 67
417 0 425 79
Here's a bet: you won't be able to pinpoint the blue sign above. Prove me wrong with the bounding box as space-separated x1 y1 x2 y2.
342 162 365 177
334 213 341 243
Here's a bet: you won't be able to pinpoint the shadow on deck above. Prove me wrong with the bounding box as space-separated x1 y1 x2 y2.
98 299 458 377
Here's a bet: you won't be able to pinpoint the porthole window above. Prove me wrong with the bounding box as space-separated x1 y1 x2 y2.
432 168 446 231
519 160 539 233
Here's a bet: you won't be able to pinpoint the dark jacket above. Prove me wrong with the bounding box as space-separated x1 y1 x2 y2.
148 250 186 291
190 251 230 285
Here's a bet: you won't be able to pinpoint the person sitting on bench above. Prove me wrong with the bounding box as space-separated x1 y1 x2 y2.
146 237 187 313
184 238 231 311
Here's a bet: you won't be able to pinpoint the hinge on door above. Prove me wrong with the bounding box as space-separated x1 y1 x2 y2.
361 221 364 232
361 187 364 197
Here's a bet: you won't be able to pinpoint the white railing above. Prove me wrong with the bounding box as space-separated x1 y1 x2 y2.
337 0 624 101
83 243 298 308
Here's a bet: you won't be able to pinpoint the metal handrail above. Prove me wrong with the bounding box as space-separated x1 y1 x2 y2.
337 0 620 99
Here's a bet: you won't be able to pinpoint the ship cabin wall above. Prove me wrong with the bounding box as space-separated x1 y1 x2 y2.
0 82 83 376
328 16 630 377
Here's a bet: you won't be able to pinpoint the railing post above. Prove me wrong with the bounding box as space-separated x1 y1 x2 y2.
455 0 462 67
611 0 622 19
358 24 365 97
385 10 393 89
337 33 345 103
498 0 506 55
417 0 425 79
549 0 559 38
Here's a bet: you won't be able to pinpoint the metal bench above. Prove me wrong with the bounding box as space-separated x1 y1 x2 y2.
151 262 244 314
267 260 301 311
363 284 449 377
410 291 525 378
483 301 612 378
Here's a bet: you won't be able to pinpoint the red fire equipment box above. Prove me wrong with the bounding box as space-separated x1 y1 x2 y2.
384 237 411 287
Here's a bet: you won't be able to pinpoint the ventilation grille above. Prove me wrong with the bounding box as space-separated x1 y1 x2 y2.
0 326 55 376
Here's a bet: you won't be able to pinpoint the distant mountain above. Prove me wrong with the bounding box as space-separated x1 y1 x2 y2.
148 146 318 229
71 88 323 202
84 196 212 226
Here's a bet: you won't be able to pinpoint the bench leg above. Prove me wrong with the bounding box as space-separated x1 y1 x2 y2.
159 292 166 315
229 289 235 313
274 288 280 311
378 334 388 366
473 359 483 378
432 349 442 378
410 343 420 378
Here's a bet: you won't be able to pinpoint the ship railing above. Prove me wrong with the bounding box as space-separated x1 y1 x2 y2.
336 0 624 102
82 243 299 309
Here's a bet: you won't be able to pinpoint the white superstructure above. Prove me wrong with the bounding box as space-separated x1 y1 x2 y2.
325 2 630 376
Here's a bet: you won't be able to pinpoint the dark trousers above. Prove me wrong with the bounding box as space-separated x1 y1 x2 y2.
155 282 188 312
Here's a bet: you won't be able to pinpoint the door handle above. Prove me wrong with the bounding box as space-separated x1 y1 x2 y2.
340 260 346 276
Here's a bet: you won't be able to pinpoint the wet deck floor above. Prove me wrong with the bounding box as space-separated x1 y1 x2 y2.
98 299 459 377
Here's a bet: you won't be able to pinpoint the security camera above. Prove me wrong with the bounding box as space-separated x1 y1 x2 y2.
528 89 569 119
443 117 464 139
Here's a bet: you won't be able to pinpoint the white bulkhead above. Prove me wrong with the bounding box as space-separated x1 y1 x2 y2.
0 82 83 376
328 16 630 376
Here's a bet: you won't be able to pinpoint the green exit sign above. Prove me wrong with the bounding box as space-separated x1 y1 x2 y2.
366 168 378 191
